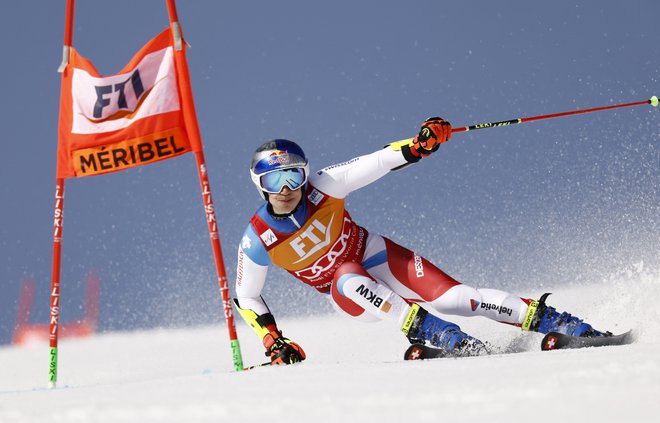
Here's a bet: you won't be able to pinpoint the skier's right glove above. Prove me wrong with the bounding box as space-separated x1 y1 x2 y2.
263 330 306 365
388 117 452 165
407 117 452 161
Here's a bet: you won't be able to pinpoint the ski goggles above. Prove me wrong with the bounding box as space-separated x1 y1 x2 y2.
259 167 308 193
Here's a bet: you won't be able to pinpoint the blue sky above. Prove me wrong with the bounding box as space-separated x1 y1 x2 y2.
1 1 658 345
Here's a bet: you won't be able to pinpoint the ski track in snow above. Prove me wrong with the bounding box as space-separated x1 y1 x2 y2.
1 270 659 423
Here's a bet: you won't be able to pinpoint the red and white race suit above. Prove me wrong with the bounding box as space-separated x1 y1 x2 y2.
236 146 531 332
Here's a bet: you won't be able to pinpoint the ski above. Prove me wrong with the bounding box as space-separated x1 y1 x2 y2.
404 343 489 360
541 330 634 351
405 344 447 360
406 330 635 360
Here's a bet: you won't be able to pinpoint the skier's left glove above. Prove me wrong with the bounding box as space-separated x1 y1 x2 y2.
263 330 306 365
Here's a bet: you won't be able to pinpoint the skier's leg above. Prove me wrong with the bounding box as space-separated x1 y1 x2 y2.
331 261 486 352
364 235 605 337
364 236 528 323
430 285 529 325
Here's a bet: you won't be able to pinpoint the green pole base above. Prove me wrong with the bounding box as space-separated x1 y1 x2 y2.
231 339 244 371
48 347 58 388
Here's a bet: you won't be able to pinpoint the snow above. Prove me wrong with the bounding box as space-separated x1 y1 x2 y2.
1 269 659 423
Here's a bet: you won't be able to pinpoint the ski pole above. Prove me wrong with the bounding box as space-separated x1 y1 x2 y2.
456 95 658 133
244 362 272 371
393 95 658 146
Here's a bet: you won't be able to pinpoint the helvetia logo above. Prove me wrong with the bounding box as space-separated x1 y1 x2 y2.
470 299 480 311
480 302 513 317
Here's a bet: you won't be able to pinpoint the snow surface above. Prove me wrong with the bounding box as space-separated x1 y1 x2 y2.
1 268 659 423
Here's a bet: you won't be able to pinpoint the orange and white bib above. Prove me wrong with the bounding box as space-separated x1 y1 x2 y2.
250 185 368 293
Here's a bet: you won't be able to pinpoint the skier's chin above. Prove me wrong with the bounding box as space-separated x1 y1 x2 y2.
272 201 295 214
270 194 301 214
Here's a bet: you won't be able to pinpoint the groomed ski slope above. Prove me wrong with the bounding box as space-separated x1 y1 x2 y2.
1 269 658 423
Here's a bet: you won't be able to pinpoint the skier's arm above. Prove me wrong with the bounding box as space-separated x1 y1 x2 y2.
312 117 452 198
234 227 276 335
312 147 407 199
234 227 306 365
234 248 271 323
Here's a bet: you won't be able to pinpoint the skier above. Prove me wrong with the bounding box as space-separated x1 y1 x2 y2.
234 117 610 365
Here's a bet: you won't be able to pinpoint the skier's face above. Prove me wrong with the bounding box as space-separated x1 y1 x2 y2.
268 185 303 214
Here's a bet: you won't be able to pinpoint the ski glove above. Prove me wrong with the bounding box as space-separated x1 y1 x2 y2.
386 117 452 167
412 117 452 156
263 330 306 365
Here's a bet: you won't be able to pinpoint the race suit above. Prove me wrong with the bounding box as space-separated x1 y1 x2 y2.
235 146 532 337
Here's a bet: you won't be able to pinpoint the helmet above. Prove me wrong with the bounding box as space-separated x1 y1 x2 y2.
250 139 310 199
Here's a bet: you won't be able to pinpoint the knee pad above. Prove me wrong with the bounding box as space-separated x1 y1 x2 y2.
331 262 380 322
332 262 411 324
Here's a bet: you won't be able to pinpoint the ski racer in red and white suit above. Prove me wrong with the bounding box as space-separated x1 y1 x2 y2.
235 118 606 365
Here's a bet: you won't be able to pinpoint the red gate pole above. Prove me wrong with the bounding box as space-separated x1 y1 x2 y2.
48 179 66 388
49 0 75 389
165 0 244 371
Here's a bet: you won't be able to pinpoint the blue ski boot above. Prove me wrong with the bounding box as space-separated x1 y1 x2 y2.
522 293 610 337
401 304 488 356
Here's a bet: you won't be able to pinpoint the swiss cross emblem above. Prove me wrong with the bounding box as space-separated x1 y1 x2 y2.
545 335 558 350
241 235 252 250
408 346 423 360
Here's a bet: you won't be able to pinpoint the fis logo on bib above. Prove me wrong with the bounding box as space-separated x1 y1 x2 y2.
260 229 278 246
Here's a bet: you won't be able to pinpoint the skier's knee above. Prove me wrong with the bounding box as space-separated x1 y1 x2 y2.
331 262 380 322
430 284 481 315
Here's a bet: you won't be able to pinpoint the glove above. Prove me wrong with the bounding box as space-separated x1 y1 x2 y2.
413 117 452 155
401 117 452 163
262 330 306 365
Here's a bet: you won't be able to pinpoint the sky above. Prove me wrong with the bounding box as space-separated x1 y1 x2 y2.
0 1 658 345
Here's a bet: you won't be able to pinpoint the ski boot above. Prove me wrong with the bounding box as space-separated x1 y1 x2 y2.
522 293 611 337
401 304 488 357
